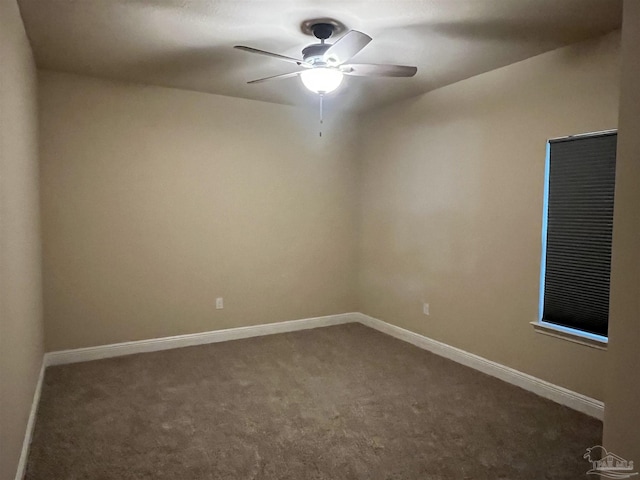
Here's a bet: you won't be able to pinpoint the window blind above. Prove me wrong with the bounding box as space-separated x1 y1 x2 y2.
542 132 617 337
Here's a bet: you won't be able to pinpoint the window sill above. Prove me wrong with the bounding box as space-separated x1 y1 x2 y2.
530 322 608 350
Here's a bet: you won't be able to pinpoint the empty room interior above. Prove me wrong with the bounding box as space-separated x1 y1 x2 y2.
2 0 639 478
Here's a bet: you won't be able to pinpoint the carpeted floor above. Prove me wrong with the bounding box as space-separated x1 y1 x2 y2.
26 323 601 479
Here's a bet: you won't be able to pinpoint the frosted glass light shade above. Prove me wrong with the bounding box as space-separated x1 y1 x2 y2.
300 68 343 94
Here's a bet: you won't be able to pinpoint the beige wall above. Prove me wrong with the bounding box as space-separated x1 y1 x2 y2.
39 71 359 351
0 0 44 478
357 32 620 401
603 0 640 463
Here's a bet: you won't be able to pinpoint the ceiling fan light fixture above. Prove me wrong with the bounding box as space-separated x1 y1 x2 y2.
300 67 343 94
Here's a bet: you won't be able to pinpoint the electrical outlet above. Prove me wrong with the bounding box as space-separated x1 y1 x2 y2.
216 297 223 310
423 303 430 315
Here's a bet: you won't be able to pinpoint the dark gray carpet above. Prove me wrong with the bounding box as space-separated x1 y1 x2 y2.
26 323 601 479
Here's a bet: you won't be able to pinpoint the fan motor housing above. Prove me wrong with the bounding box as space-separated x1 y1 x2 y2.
302 44 331 64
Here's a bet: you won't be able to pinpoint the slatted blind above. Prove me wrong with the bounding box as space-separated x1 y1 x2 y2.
542 132 617 337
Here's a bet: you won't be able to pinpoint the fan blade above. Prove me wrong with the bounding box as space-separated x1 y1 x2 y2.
234 46 308 67
322 30 372 65
340 63 417 77
247 71 304 84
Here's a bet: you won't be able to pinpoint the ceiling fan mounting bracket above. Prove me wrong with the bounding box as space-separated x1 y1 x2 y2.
300 18 346 38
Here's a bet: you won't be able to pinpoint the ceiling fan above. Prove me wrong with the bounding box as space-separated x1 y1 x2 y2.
234 21 417 96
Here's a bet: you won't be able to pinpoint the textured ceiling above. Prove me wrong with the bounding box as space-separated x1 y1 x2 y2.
18 0 622 112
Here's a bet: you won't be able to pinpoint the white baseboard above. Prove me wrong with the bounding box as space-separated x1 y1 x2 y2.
355 313 604 420
15 361 45 480
44 312 358 367
40 311 603 421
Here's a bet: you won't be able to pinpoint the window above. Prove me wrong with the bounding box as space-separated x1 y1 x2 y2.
539 131 617 340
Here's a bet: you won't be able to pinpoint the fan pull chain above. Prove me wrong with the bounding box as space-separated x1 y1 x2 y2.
318 26 325 137
319 93 324 137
